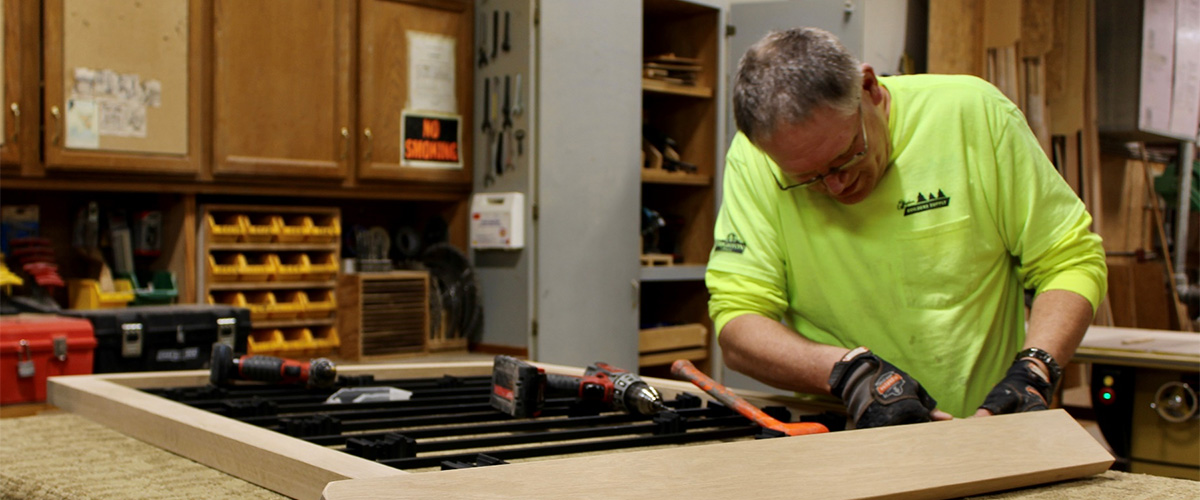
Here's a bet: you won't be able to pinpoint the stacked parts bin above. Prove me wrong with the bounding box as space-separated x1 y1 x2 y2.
0 314 96 404
67 304 250 373
201 205 341 359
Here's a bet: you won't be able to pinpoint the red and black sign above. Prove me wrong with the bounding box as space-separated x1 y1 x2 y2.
401 112 462 168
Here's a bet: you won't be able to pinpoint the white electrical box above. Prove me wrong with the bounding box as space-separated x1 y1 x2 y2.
470 192 524 250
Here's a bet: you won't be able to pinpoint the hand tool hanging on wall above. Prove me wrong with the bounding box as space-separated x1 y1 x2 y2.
209 343 336 388
482 77 496 186
477 11 488 67
491 10 499 60
513 74 523 117
502 75 515 173
672 359 828 436
481 78 492 134
502 11 511 53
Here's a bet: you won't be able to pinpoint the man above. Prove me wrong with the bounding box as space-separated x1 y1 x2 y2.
707 28 1107 428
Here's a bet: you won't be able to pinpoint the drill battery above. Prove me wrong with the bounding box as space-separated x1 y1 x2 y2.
490 355 546 418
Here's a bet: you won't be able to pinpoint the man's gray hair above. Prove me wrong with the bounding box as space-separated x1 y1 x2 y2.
732 27 862 144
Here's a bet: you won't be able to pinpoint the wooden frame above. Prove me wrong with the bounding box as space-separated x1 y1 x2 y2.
49 362 1113 500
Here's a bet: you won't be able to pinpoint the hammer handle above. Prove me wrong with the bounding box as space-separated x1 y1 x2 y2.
671 359 827 436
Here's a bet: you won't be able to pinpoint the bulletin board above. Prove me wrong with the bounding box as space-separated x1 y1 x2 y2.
60 0 188 155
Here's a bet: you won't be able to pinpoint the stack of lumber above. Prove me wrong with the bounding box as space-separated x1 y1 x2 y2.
643 53 701 86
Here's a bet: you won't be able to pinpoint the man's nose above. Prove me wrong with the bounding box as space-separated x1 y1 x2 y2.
823 169 849 194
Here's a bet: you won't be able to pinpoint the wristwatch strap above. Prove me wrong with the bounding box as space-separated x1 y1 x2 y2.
1014 347 1062 388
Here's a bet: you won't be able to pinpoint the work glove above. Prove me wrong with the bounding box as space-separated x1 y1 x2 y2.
828 347 939 429
977 358 1053 415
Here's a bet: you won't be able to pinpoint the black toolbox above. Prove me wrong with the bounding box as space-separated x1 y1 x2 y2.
67 305 250 373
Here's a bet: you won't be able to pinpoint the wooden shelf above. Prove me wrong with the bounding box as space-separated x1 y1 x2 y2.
208 280 337 291
252 318 336 329
641 169 712 186
642 78 712 98
209 243 339 252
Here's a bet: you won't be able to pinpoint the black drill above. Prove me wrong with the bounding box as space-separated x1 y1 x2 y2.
209 343 336 388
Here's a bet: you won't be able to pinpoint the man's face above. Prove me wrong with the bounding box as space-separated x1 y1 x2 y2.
757 99 889 205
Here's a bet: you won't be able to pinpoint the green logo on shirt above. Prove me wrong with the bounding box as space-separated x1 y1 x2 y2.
715 233 747 254
897 190 950 216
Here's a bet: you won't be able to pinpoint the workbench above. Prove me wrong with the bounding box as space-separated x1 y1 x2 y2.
3 410 1198 500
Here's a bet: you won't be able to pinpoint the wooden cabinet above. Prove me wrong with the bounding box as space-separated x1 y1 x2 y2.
357 0 473 184
213 0 473 185
42 0 205 175
637 0 720 371
1 0 38 174
212 0 352 179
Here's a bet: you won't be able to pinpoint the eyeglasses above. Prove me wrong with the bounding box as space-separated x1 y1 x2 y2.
774 107 869 191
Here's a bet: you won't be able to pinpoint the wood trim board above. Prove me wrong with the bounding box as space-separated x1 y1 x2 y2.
49 362 1112 500
322 409 1113 500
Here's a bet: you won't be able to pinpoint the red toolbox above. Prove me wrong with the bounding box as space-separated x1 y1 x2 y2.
0 314 96 404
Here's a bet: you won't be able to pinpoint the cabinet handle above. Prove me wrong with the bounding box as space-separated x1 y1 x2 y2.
50 106 61 145
363 128 373 161
9 103 18 140
340 127 349 160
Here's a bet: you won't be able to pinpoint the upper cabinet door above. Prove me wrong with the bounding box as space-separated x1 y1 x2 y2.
357 0 472 184
1 0 38 173
43 0 203 175
213 0 352 179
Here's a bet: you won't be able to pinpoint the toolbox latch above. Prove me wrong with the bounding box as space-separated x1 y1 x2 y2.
216 317 237 348
121 323 144 358
53 336 68 361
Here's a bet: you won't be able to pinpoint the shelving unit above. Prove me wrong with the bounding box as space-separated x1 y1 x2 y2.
638 0 720 371
199 204 342 357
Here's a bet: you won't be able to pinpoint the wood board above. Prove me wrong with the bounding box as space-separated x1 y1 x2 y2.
321 409 1113 500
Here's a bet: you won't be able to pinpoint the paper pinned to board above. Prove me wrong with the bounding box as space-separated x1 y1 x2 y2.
407 30 457 114
65 97 100 149
69 67 162 143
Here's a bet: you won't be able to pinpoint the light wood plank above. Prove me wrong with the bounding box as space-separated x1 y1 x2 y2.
321 410 1113 500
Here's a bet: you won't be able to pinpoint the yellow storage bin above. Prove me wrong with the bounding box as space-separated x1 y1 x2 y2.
310 325 340 356
279 327 315 358
269 290 306 320
243 214 281 243
207 253 241 282
69 279 135 310
272 252 309 282
207 213 246 243
305 252 338 281
278 215 312 243
248 329 285 355
304 289 336 319
307 214 341 243
239 253 276 282
240 291 275 323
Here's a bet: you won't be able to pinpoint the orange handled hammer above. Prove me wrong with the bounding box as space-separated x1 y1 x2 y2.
671 359 828 436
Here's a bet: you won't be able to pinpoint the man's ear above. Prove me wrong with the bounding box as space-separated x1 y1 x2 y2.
860 63 883 104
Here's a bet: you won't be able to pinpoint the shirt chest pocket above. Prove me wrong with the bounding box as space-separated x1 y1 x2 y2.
896 216 980 309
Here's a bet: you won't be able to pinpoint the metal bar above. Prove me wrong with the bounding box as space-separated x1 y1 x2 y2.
379 426 761 470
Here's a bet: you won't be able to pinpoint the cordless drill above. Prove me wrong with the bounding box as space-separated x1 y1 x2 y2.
490 355 668 418
209 343 337 388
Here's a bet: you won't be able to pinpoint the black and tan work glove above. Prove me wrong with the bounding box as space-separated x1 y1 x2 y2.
828 347 939 429
977 350 1059 415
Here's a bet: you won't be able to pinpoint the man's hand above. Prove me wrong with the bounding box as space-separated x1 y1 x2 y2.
828 347 947 428
975 358 1052 416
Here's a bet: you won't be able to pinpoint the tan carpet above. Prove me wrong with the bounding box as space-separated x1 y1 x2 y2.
967 470 1200 499
0 413 288 500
